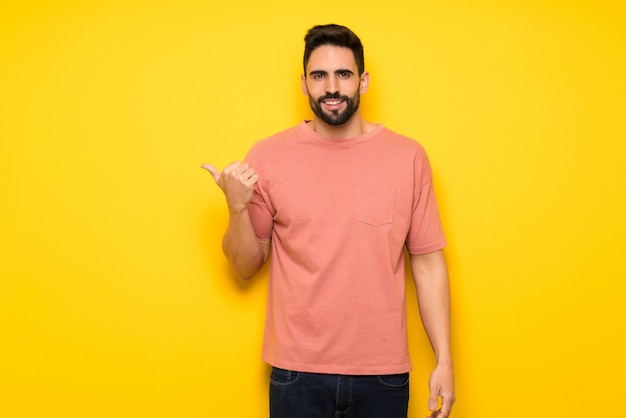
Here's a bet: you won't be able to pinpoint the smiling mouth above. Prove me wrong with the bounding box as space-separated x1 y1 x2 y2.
321 98 345 111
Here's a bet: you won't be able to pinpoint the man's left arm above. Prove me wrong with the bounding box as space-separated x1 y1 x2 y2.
410 249 456 418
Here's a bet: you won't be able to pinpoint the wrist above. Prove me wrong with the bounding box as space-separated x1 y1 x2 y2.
228 204 249 216
435 353 453 367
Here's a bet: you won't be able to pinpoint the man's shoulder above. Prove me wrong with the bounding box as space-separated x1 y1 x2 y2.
245 123 304 165
250 123 302 151
378 127 427 153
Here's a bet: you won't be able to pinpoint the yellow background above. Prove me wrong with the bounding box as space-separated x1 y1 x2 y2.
1 1 625 417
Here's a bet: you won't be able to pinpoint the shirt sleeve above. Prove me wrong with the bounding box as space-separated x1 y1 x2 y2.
244 145 274 241
405 149 447 254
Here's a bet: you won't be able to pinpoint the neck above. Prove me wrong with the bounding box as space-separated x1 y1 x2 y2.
311 111 377 139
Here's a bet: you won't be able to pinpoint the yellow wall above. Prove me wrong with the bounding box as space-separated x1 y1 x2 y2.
1 1 624 417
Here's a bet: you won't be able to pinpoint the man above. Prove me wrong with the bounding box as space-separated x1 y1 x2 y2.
203 24 455 418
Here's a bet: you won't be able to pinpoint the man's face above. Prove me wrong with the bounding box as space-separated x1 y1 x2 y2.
302 45 369 126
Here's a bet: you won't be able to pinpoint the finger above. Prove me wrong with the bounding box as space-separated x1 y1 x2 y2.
240 168 259 183
439 395 454 418
428 392 439 412
201 163 221 182
243 173 259 188
223 161 247 177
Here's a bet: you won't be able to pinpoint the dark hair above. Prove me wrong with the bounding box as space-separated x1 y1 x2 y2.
303 24 365 75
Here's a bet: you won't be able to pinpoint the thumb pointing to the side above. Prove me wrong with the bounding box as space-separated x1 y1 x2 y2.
201 163 221 183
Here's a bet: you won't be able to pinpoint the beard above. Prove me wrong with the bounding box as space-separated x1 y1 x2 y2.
308 90 360 126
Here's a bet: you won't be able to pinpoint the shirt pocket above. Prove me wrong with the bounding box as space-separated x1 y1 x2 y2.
356 188 394 227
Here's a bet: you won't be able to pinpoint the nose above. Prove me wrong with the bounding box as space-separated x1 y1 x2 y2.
325 75 339 94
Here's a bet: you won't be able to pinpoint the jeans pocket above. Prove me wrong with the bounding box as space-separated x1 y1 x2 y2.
270 367 300 387
377 372 410 388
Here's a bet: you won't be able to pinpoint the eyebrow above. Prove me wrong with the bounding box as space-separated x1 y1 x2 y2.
308 69 354 77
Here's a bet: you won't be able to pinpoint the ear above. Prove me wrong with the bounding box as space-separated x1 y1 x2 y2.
359 71 370 94
301 73 308 96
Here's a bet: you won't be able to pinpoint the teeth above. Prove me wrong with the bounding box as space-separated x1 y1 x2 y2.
324 100 342 105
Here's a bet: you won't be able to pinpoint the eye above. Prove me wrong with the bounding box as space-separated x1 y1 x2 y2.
311 72 325 79
338 71 351 78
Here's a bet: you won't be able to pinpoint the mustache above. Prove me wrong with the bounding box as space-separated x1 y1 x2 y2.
317 93 350 104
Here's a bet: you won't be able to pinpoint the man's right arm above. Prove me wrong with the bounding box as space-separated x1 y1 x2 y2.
202 161 270 280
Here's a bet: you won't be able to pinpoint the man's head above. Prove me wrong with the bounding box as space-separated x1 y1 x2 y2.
301 25 368 127
303 24 365 76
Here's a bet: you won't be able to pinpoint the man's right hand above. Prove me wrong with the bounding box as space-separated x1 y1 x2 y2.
202 161 259 214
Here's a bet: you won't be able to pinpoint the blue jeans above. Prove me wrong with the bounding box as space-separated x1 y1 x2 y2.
269 367 409 418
